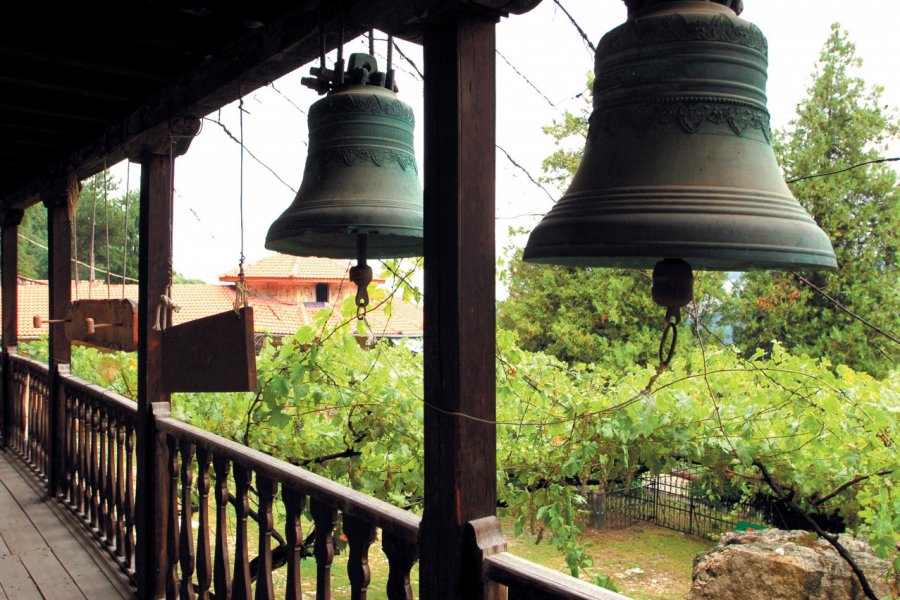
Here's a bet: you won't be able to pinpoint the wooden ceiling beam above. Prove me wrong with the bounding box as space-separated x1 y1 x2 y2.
0 0 543 210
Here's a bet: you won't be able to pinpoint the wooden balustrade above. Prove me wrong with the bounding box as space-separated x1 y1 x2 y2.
57 371 138 579
0 353 141 581
7 355 50 479
5 354 617 599
155 414 421 600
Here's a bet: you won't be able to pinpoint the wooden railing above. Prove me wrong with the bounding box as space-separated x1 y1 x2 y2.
7 354 51 480
4 354 620 599
155 410 421 600
59 371 138 579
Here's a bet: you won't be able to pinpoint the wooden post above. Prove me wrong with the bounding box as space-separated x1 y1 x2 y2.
1 208 24 449
419 11 501 599
131 117 199 600
45 188 73 497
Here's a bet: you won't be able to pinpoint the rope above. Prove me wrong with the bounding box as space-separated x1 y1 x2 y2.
235 93 249 314
122 162 130 298
104 164 111 298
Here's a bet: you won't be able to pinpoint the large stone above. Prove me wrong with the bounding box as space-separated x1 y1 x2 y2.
687 529 898 600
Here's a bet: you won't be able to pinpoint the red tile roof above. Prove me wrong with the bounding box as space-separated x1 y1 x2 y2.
2 280 420 340
219 254 386 283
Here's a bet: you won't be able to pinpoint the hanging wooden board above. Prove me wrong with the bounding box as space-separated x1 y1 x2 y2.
161 306 257 393
65 299 138 352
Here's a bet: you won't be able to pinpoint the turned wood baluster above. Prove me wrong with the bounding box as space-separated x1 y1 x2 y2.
310 498 338 600
42 378 49 476
212 455 232 600
166 435 180 600
282 486 306 600
382 533 418 600
78 394 88 516
232 463 252 600
25 372 33 463
195 449 212 600
343 514 377 600
98 406 108 537
65 389 75 503
33 378 41 471
255 474 277 600
179 441 196 600
105 407 116 546
125 423 135 571
90 401 100 530
115 414 126 558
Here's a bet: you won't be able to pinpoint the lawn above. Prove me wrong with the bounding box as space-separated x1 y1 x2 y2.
503 523 713 600
220 512 711 599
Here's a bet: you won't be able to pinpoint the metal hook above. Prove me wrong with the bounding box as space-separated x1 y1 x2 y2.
658 307 680 367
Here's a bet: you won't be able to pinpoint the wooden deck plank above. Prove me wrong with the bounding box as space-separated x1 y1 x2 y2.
0 452 133 599
20 547 87 600
0 555 43 600
0 471 46 556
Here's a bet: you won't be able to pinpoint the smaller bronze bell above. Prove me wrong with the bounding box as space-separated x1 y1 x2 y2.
266 53 422 259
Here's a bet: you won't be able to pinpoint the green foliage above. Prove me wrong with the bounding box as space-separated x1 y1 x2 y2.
18 204 48 279
20 310 900 579
15 171 140 283
729 24 900 378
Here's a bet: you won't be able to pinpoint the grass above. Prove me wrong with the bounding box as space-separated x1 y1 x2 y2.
503 523 714 600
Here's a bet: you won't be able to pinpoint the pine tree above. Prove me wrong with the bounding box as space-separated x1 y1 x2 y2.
729 24 899 377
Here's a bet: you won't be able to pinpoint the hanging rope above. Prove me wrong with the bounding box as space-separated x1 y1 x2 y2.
122 161 130 298
234 93 249 313
69 169 81 300
89 172 98 295
103 163 111 298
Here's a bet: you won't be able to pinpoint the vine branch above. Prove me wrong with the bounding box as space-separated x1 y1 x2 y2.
753 460 879 600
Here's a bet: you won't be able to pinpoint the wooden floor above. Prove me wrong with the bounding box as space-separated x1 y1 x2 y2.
0 452 135 599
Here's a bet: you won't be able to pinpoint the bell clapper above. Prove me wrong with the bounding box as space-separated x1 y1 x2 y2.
651 259 694 367
349 234 373 320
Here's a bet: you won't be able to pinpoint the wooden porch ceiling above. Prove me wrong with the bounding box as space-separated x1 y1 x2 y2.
0 0 540 212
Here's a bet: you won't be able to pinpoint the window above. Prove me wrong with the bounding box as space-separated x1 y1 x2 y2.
315 283 329 303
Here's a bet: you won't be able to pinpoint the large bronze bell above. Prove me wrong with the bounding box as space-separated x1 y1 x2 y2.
524 0 836 272
266 53 422 259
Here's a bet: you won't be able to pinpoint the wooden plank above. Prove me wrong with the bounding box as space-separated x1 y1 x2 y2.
0 475 46 556
419 10 500 600
161 307 257 393
66 299 138 353
20 547 87 600
0 453 130 599
485 553 630 600
0 555 42 600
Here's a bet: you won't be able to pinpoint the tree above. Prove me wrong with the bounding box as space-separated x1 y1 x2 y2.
16 171 147 284
729 24 899 378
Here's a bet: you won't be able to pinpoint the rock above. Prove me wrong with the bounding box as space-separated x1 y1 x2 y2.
687 529 899 600
624 567 645 576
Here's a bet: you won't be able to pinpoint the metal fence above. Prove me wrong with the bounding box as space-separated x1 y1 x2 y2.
590 466 768 538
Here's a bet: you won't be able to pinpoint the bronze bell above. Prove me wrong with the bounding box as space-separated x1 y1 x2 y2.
524 0 837 272
266 53 422 259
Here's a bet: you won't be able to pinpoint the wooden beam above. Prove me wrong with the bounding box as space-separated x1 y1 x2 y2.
419 10 500 599
1 209 22 347
43 184 74 499
0 0 544 211
1 208 23 450
134 149 175 600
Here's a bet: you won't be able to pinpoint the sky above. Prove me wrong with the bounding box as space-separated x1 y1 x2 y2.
105 0 900 290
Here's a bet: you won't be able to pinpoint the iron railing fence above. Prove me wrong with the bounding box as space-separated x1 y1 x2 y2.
591 465 768 538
